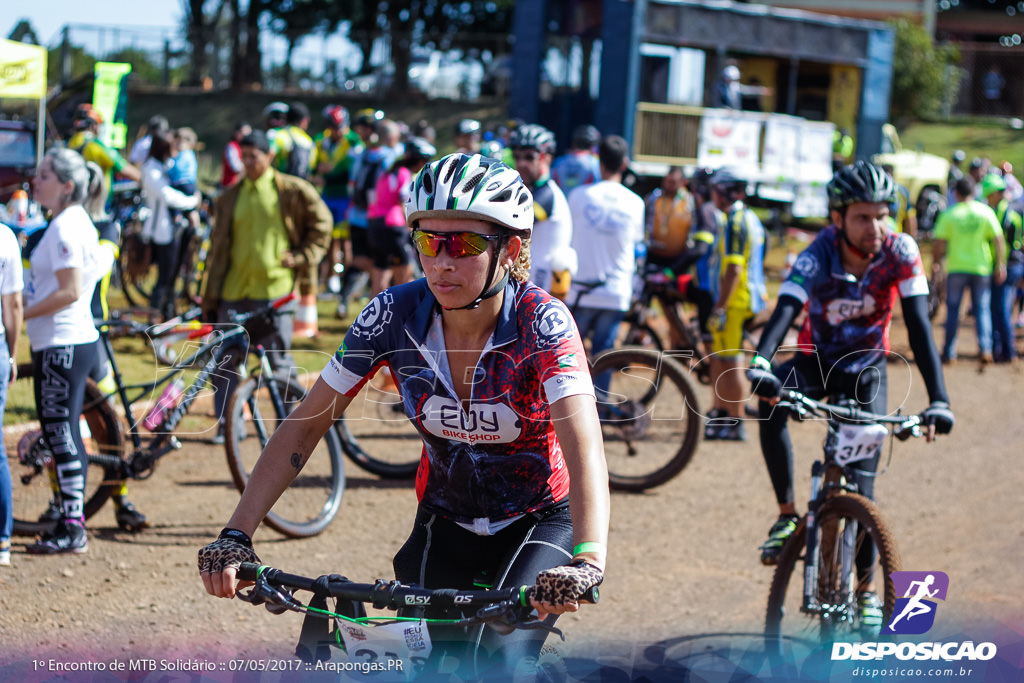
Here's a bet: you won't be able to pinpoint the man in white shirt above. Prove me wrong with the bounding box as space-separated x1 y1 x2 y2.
568 135 645 382
128 115 170 166
510 124 575 297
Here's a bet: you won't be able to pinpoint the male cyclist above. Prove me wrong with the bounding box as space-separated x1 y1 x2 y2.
704 168 766 441
551 124 601 194
67 104 141 193
747 161 954 631
509 124 575 297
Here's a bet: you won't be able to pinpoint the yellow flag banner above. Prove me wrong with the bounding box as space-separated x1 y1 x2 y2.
92 62 132 149
0 38 47 99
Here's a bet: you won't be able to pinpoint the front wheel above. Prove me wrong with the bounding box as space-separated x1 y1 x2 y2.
589 348 702 492
224 374 345 538
10 367 124 535
765 493 901 651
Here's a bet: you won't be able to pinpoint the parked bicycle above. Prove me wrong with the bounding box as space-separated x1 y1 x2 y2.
764 390 926 649
9 293 346 539
235 561 597 678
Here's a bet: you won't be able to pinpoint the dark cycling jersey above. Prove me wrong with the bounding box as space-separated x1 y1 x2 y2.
778 225 928 372
320 278 594 528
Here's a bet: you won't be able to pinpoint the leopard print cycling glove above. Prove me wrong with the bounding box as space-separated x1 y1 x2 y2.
531 561 603 606
197 528 260 574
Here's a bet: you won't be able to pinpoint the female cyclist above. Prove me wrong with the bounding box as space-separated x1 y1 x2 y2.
199 153 609 676
23 149 104 554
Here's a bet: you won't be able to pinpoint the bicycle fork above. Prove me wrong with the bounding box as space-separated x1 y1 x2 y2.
801 461 825 615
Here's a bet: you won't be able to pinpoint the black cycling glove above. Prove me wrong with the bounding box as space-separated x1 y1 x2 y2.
921 401 954 435
746 355 782 399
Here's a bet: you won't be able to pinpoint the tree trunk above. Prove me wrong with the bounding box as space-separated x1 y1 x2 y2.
245 0 263 86
391 31 412 96
187 0 209 86
283 38 296 88
228 0 245 88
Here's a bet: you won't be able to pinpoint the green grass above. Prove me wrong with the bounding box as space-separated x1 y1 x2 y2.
898 119 1024 168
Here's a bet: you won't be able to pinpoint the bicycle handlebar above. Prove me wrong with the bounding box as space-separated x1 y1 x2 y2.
236 562 598 612
777 389 923 439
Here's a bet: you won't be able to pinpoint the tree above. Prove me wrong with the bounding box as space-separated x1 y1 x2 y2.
182 0 228 86
8 19 41 45
265 0 345 87
107 48 163 86
889 18 960 123
336 0 515 93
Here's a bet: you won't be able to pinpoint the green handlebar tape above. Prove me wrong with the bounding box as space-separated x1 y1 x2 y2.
572 542 605 557
520 585 529 607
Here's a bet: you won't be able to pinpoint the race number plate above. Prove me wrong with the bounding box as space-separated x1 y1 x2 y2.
338 619 431 680
833 423 888 466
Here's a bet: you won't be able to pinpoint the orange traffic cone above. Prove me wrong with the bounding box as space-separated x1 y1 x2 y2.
293 292 319 339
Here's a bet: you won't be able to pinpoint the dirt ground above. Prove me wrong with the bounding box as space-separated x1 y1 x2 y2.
1 319 1023 681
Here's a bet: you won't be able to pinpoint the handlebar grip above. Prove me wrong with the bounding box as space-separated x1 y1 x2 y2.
272 292 298 309
581 585 600 604
187 324 215 340
238 562 261 582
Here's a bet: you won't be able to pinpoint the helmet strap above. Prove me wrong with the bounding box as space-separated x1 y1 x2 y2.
441 238 511 311
839 223 873 261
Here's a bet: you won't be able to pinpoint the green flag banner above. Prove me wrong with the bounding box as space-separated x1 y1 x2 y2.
92 62 131 148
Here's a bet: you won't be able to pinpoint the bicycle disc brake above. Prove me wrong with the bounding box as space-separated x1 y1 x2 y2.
18 430 51 470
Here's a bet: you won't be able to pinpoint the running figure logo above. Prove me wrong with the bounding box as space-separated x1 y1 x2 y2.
883 571 949 635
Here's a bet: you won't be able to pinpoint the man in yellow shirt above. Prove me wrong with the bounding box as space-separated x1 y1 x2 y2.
203 130 332 442
67 104 141 193
645 166 694 270
271 101 316 180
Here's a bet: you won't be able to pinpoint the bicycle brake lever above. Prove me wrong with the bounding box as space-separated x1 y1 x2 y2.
237 579 303 615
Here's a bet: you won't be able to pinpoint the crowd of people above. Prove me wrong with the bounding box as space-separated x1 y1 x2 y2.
2 93 1013 675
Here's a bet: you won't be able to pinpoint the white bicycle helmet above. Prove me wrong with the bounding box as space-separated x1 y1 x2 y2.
406 153 534 234
263 101 289 119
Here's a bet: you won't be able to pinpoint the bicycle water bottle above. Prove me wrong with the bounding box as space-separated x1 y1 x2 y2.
143 378 185 431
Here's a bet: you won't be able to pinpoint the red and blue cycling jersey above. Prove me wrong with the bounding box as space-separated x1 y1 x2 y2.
778 225 929 373
320 278 594 530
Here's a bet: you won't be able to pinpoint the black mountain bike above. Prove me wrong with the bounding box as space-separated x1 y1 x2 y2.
235 561 597 679
10 294 345 539
765 390 926 651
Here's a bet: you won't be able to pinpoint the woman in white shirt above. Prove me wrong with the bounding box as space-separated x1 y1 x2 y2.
140 130 199 318
23 148 104 555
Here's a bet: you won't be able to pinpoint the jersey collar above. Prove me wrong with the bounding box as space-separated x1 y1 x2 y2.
405 278 520 348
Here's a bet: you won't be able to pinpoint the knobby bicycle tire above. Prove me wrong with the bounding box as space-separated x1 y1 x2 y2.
224 373 346 537
11 366 125 536
589 348 702 492
765 493 901 649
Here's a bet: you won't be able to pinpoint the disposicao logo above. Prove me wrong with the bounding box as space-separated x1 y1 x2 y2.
884 570 949 635
831 570 998 663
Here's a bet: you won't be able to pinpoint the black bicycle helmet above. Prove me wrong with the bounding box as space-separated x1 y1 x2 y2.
402 136 437 162
353 108 385 129
827 160 897 210
687 167 716 201
509 124 556 155
710 167 747 200
571 124 600 149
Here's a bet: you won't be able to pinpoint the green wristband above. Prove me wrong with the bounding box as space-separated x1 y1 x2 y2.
572 542 605 557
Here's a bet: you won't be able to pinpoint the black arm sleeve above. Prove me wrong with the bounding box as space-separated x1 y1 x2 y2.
671 240 710 274
755 294 804 363
901 294 949 404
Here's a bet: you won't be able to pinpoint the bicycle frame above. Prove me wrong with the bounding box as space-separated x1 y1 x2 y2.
779 391 921 618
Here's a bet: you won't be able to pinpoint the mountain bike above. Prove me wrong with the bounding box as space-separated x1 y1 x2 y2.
567 280 703 492
765 390 926 650
235 561 597 679
9 294 345 539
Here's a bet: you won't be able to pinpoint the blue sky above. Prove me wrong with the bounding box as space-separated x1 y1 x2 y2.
5 2 364 76
6 2 181 47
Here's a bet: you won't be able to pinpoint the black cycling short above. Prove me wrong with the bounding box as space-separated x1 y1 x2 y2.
367 218 415 269
348 223 371 259
392 502 573 678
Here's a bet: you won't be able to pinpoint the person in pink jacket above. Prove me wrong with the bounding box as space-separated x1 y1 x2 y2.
366 137 436 294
